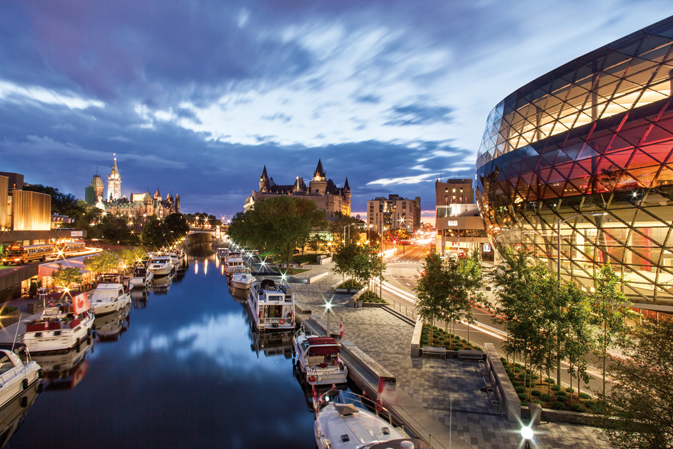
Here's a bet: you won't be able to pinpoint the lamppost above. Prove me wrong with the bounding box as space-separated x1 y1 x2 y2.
520 425 533 449
555 211 604 384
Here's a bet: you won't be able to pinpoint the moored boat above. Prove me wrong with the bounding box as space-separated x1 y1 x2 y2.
148 255 173 277
90 283 131 316
0 347 43 413
230 266 255 289
22 293 94 353
130 264 153 289
315 390 429 449
224 255 244 275
293 327 347 386
247 279 295 331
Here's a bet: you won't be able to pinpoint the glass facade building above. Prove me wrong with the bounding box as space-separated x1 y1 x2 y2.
476 16 673 311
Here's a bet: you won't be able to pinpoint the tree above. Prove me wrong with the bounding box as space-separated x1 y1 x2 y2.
591 264 635 399
599 318 673 448
84 251 120 274
98 215 140 245
415 253 448 347
51 264 83 292
352 246 385 292
141 216 167 249
163 213 190 244
116 247 146 271
332 244 360 281
229 197 326 269
329 212 361 245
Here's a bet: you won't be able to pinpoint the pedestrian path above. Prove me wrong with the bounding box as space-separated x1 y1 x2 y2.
293 262 613 449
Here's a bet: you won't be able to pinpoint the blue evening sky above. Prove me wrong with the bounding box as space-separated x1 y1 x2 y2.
1 1 672 220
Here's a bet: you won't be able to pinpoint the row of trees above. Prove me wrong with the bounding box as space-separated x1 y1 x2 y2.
491 249 633 400
228 196 326 268
415 251 483 346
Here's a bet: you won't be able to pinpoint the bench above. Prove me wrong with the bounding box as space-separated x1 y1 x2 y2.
422 346 447 358
458 350 484 361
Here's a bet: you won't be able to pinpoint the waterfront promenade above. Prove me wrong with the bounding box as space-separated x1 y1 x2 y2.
289 262 612 449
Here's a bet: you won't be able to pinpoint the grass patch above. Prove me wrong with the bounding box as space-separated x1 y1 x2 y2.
501 358 595 413
360 291 386 303
337 279 364 290
420 324 482 351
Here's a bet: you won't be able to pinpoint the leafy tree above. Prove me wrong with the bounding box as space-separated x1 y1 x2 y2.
51 264 83 291
98 215 140 245
116 247 146 271
229 197 326 269
599 318 673 448
329 212 361 245
591 265 634 399
415 253 448 347
163 213 190 243
332 244 360 282
141 216 167 249
84 251 120 274
562 281 594 402
352 247 385 293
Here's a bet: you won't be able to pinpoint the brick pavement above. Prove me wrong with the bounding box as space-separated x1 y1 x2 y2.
292 263 613 449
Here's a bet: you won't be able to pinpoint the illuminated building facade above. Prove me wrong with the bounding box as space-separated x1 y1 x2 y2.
245 160 351 217
367 195 421 233
107 154 122 201
476 16 673 313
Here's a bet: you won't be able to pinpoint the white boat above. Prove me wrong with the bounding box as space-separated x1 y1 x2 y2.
230 266 255 289
90 283 131 316
22 295 94 353
148 256 173 277
0 349 43 413
217 248 229 262
293 328 347 386
247 279 295 331
315 390 429 449
225 256 245 275
129 265 153 289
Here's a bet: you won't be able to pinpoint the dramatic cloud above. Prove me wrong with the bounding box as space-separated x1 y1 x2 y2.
1 0 672 214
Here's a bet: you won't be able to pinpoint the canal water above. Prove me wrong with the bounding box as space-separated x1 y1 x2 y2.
9 255 319 449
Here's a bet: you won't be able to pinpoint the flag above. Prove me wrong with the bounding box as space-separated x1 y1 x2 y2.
339 318 344 339
73 292 89 314
312 383 318 418
376 377 385 413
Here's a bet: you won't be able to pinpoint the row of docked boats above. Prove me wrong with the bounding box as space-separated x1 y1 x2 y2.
224 241 426 449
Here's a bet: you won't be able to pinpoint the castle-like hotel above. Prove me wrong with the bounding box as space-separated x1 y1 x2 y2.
245 160 350 217
84 155 180 219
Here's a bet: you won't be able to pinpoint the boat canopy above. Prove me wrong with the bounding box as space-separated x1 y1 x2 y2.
307 337 340 355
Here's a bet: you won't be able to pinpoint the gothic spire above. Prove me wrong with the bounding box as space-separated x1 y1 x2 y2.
344 177 350 190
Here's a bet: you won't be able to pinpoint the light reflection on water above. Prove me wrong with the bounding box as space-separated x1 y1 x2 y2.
9 255 316 449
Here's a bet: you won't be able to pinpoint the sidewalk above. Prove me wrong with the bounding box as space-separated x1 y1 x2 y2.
292 261 612 449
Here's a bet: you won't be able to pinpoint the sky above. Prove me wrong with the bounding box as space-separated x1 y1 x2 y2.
1 1 673 222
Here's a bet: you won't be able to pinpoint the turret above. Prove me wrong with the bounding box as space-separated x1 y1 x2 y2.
259 165 270 192
313 159 326 181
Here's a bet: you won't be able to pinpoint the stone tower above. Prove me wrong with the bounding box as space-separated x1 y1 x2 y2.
107 154 122 201
85 169 105 205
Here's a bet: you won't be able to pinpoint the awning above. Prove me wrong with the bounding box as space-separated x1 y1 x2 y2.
38 256 90 278
309 346 340 356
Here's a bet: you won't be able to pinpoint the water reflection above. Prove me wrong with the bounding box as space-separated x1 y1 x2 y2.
131 288 148 309
9 254 316 449
32 337 94 391
95 303 131 342
152 275 172 294
250 328 293 359
0 380 40 449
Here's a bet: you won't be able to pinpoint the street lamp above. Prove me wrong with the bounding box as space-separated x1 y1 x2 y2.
555 211 605 384
520 426 533 449
323 298 333 338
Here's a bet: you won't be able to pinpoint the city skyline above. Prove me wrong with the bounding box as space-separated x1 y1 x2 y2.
1 1 672 217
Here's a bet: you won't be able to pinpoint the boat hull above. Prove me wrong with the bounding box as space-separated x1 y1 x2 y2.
0 362 42 413
231 279 252 289
23 314 94 353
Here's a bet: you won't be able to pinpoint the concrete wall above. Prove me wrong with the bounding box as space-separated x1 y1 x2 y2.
484 342 520 423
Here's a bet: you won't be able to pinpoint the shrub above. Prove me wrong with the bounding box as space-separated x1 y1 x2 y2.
565 387 575 393
531 390 541 397
338 279 364 290
579 392 590 399
545 377 555 384
531 374 539 380
521 401 528 406
551 385 561 392
584 400 595 408
571 404 584 412
540 394 551 402
0 306 18 315
500 357 508 365
514 366 522 373
534 399 543 405
514 363 523 369
515 386 524 394
455 343 463 348
511 381 521 388
461 338 467 343
555 395 567 403
552 402 565 410
518 393 527 400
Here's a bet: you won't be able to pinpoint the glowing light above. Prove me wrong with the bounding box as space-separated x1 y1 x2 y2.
520 426 533 440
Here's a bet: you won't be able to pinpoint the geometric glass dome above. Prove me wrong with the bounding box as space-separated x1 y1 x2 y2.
476 15 673 312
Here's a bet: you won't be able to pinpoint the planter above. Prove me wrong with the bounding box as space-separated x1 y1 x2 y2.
334 288 362 294
362 301 386 307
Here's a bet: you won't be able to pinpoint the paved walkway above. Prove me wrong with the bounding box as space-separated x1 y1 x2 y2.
292 262 612 449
